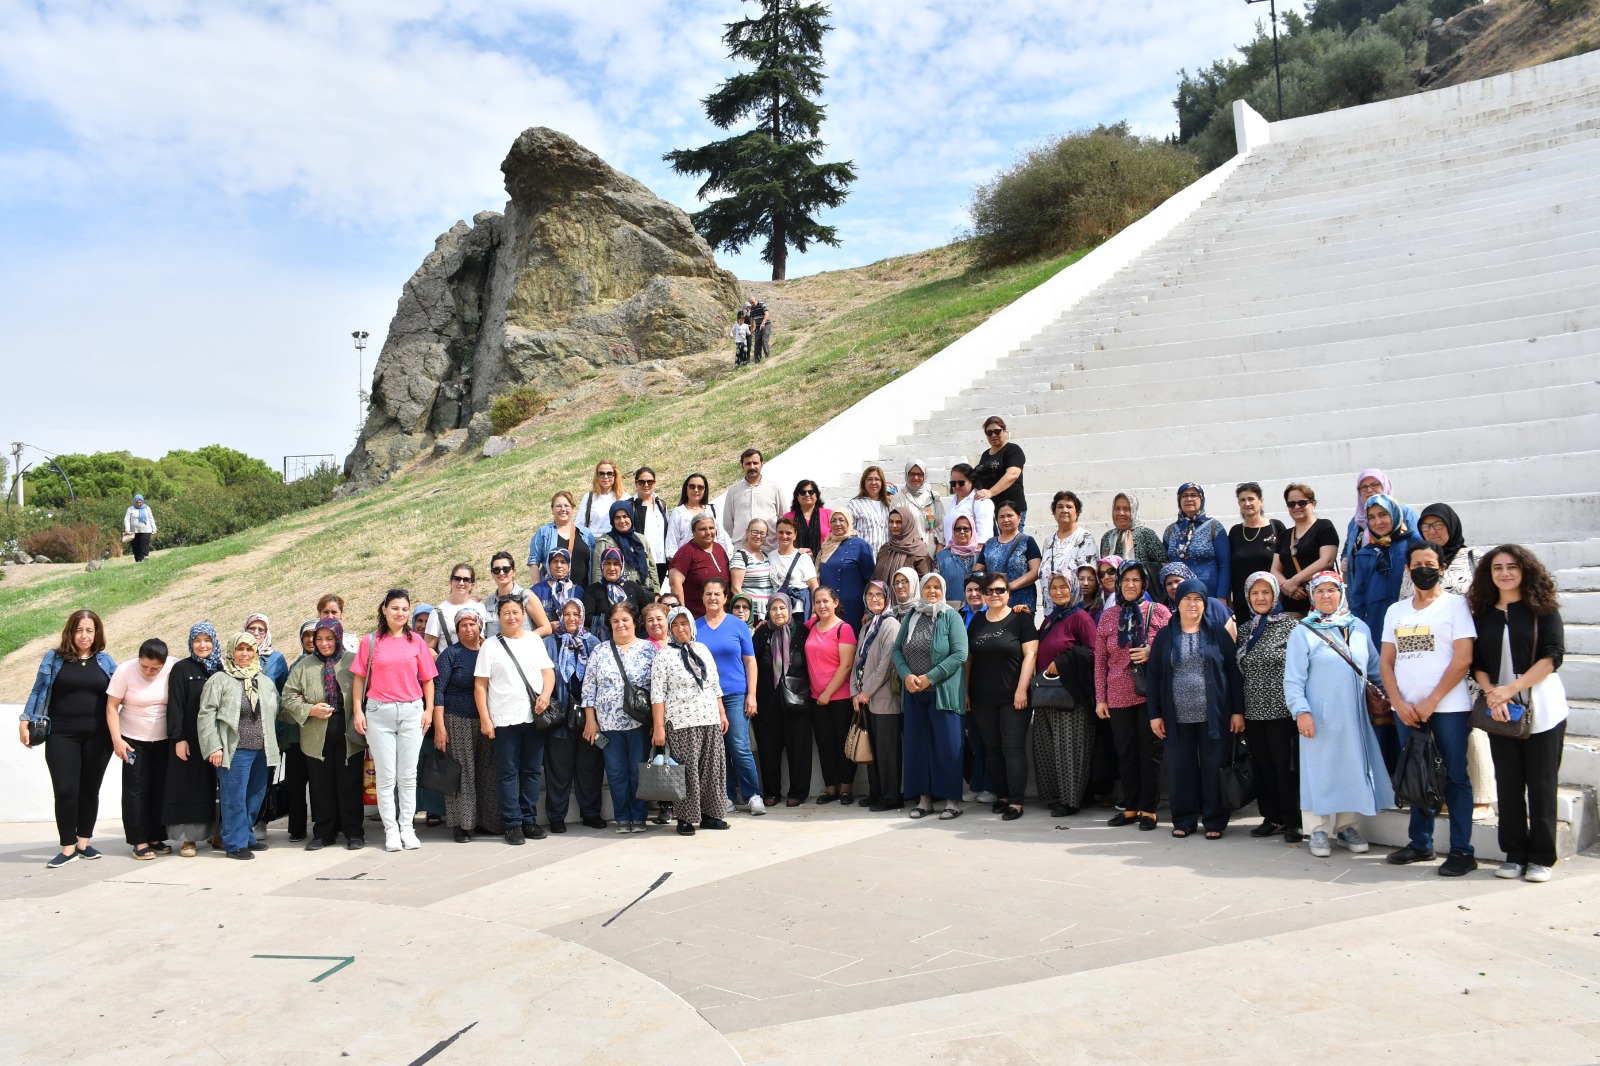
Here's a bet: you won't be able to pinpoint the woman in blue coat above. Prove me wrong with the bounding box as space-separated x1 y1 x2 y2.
1162 483 1230 601
817 510 875 630
1343 491 1417 774
1283 572 1394 860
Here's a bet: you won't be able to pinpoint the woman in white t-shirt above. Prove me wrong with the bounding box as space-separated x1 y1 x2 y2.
106 638 176 860
768 517 820 617
576 460 621 538
473 597 556 846
425 562 483 650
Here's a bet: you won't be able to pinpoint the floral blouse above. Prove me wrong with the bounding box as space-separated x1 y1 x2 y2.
649 642 724 729
581 639 657 732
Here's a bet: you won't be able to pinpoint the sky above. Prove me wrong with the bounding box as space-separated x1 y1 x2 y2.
0 0 1305 474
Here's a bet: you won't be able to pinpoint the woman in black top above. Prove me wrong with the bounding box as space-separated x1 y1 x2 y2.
1469 545 1567 881
965 572 1039 819
1227 483 1286 625
973 416 1027 529
19 610 116 867
752 593 811 806
163 622 223 856
1272 482 1339 616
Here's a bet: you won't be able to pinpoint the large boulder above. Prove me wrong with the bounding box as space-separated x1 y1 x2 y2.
344 128 740 486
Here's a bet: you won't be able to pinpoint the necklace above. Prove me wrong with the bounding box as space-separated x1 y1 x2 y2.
1240 522 1269 544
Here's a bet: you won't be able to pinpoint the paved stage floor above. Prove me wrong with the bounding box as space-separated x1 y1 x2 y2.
3 804 1597 1065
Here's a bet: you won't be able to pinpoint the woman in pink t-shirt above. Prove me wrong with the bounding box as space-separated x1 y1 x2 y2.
106 638 175 859
805 586 858 805
352 589 438 852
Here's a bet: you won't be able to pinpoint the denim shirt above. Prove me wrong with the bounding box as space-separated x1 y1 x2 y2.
22 650 119 721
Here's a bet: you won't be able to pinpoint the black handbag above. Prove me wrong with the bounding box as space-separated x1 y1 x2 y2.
777 674 809 708
1219 733 1256 811
1392 722 1447 810
419 748 462 795
26 716 50 746
258 758 289 822
1129 604 1151 698
636 745 687 802
611 641 653 724
498 635 563 730
1029 672 1075 710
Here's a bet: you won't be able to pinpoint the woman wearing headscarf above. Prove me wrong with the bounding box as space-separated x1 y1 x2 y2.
1158 562 1235 632
1284 571 1395 859
752 593 811 806
895 573 970 820
198 631 281 860
163 623 221 857
1097 555 1123 607
848 465 896 553
584 547 652 641
935 515 983 607
244 614 289 690
282 618 367 850
1099 492 1167 572
650 607 732 835
1236 572 1302 842
784 480 833 557
591 501 653 585
293 619 318 664
1345 493 1419 768
872 504 935 585
888 567 921 621
900 460 946 555
1341 469 1421 572
431 603 500 842
580 602 656 832
1147 578 1245 839
817 510 875 630
531 549 583 623
244 612 302 840
1032 572 1100 817
852 581 905 811
543 599 605 832
981 501 1042 613
1094 560 1171 831
1162 484 1230 601
527 490 597 586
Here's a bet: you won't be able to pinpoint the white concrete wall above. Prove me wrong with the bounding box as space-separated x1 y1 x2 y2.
1 704 123 824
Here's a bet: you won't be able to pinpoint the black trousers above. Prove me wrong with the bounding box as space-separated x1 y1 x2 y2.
544 729 604 822
752 324 772 362
972 701 1032 803
811 697 854 790
305 730 365 844
1089 713 1120 797
1108 703 1162 814
1490 721 1566 868
45 730 113 847
1165 721 1229 833
865 713 904 804
755 692 815 799
281 742 310 838
1244 717 1301 831
119 736 169 845
131 532 152 562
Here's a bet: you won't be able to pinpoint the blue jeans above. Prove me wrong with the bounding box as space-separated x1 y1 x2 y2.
1395 711 1474 855
492 723 546 829
217 747 268 852
602 726 648 823
722 692 761 803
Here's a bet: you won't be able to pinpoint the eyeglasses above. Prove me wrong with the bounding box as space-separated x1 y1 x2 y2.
490 566 514 575
1285 499 1311 509
451 575 474 584
1418 520 1447 533
1178 492 1202 501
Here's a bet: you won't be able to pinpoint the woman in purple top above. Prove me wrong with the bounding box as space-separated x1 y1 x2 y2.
1093 561 1171 832
1031 573 1100 817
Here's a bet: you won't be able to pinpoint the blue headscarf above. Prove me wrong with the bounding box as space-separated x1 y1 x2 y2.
1361 492 1409 547
1157 562 1199 608
607 501 652 580
555 600 597 687
1169 483 1211 561
1114 560 1153 648
188 621 222 675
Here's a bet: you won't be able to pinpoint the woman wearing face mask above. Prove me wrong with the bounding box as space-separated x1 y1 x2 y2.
752 593 811 807
430 604 499 843
1162 483 1230 602
650 607 732 835
544 599 606 833
1284 572 1394 860
1236 573 1303 843
1094 561 1171 832
895 573 970 820
282 618 368 850
163 623 222 857
899 460 945 554
935 516 983 608
198 632 282 860
852 581 905 811
1032 572 1100 818
1099 492 1167 572
817 511 875 631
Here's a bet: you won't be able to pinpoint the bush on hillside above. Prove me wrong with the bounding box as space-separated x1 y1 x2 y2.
21 523 123 564
489 386 548 435
969 124 1200 267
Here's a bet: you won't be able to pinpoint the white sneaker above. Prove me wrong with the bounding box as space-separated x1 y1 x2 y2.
384 831 402 852
1335 827 1369 853
1523 863 1553 883
399 828 422 850
748 796 767 816
962 790 977 802
975 791 997 804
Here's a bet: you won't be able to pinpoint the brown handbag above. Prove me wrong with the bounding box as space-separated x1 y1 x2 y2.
844 707 874 763
1299 622 1394 726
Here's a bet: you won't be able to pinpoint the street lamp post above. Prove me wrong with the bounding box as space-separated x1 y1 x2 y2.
1246 0 1285 121
351 331 370 439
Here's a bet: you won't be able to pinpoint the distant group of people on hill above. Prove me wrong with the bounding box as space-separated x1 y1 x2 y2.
730 297 772 366
17 418 1573 885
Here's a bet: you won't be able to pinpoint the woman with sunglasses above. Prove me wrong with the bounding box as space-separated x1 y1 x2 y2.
666 473 734 559
966 572 1039 820
485 550 555 639
784 480 833 557
973 416 1027 530
424 562 483 651
577 459 621 538
1272 483 1338 617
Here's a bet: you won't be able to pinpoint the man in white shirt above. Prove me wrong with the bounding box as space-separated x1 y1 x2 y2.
942 463 994 546
1380 540 1478 876
628 466 671 585
722 448 785 541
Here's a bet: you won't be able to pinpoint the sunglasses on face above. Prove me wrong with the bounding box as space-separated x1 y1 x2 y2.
1286 499 1311 509
985 429 1003 437
949 480 968 488
490 566 514 575
451 575 474 583
635 478 654 486
798 488 817 496
984 587 1009 597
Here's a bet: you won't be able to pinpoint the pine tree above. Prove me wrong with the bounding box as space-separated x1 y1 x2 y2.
665 0 856 281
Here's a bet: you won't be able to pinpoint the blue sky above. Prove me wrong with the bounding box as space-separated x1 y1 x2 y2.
0 0 1301 470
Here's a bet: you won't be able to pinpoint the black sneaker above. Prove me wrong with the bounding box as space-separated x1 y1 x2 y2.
452 828 471 843
304 839 327 852
504 827 525 846
226 848 254 860
346 838 365 850
45 851 79 869
1439 851 1478 877
1251 822 1285 838
523 823 547 840
677 820 696 836
78 845 103 860
289 834 306 843
547 821 567 834
1048 804 1071 818
581 815 607 830
248 841 268 852
1284 828 1304 844
1386 845 1436 865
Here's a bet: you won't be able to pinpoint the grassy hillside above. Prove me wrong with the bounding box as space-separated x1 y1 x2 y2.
0 243 1084 695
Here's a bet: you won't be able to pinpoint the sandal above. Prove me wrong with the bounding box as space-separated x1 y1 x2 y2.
1171 827 1191 838
425 815 443 828
1205 830 1225 840
909 807 931 819
132 845 156 860
785 798 801 808
179 842 197 858
939 806 962 820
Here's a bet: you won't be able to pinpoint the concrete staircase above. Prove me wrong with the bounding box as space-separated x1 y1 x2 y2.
818 56 1600 855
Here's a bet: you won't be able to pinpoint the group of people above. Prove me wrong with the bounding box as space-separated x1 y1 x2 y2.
729 297 773 367
17 427 1573 883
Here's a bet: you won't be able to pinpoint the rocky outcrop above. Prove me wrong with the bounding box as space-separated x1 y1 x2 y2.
1420 4 1503 86
344 128 741 486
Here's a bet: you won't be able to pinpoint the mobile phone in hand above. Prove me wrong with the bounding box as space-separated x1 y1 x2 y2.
592 732 610 750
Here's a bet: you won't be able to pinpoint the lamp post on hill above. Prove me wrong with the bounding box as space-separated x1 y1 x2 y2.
351 330 370 439
1246 0 1285 120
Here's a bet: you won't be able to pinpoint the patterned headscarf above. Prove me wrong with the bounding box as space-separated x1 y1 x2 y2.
556 600 596 687
1170 483 1210 561
1111 492 1142 558
765 592 795 678
1038 569 1085 642
1361 492 1408 548
188 621 222 676
818 510 855 563
599 546 629 604
222 631 263 707
1114 560 1153 648
911 573 950 618
1305 571 1355 631
1242 571 1280 653
946 513 982 558
666 606 708 688
854 581 891 690
546 547 576 605
243 612 274 656
1158 562 1199 608
313 618 345 709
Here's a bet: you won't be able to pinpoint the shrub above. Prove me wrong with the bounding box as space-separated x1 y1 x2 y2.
21 523 122 564
969 125 1199 267
489 386 548 435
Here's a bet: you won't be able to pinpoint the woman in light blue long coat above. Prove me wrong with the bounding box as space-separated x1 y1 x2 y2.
1284 571 1394 859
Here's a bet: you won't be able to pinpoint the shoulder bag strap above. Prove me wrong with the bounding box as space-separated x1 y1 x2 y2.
496 635 539 712
780 552 801 589
610 640 642 703
1298 621 1370 686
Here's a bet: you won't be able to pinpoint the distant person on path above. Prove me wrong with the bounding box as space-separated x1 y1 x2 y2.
1163 484 1230 601
1099 492 1167 573
106 638 174 860
577 460 622 538
628 467 671 585
942 464 994 545
899 460 945 555
1272 483 1338 617
722 449 786 544
749 299 772 363
848 465 896 553
124 493 157 563
972 417 1027 530
730 313 751 366
21 609 117 868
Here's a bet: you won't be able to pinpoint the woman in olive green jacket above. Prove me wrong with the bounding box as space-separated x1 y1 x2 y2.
198 632 281 859
893 573 969 819
281 619 368 850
